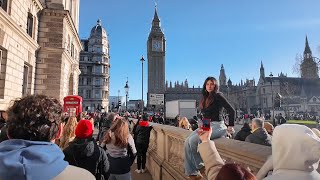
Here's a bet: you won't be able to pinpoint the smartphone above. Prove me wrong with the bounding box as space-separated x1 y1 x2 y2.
201 118 211 131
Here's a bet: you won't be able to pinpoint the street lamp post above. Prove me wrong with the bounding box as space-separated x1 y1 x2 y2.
117 90 120 112
269 72 275 126
140 56 145 113
124 77 129 112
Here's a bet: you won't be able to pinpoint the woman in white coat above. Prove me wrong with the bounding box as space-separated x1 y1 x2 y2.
257 124 320 180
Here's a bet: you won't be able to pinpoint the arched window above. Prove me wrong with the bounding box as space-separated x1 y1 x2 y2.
0 0 8 12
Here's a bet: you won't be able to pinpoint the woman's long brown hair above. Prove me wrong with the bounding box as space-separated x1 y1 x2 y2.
103 118 129 148
200 77 219 109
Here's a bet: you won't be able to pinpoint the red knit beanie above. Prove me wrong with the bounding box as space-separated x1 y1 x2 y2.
75 120 93 139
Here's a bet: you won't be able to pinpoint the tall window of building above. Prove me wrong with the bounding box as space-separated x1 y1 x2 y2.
86 78 91 85
0 0 8 12
78 89 83 97
86 90 91 99
26 12 33 37
96 46 101 53
95 90 100 98
87 66 92 74
88 56 92 61
22 64 32 97
71 43 74 57
95 66 101 74
95 78 100 86
0 48 7 99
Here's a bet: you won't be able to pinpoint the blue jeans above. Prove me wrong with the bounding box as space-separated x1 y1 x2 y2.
184 121 227 176
108 172 131 180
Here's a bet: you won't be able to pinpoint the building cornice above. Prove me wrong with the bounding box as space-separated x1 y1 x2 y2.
32 0 44 10
0 10 39 50
65 14 82 50
42 9 83 51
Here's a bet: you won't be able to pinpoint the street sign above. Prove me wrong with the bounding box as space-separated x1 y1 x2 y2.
149 93 164 105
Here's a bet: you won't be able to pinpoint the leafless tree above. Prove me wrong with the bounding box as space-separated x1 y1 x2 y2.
280 80 298 117
293 54 303 76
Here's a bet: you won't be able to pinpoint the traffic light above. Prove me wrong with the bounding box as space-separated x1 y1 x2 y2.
118 100 121 107
196 101 199 107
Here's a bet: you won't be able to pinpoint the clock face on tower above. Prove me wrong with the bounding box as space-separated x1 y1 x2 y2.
152 40 162 52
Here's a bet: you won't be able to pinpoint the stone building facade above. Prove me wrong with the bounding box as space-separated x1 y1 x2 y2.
79 20 110 112
0 0 81 111
226 37 320 115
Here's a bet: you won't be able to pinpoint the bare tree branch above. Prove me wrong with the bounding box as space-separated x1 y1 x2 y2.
292 53 303 76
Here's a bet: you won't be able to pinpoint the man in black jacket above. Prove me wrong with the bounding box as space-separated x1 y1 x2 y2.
245 118 271 146
234 122 252 141
135 114 153 173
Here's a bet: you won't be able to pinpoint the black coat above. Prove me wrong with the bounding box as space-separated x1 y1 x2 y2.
201 93 236 126
135 124 153 146
63 138 109 178
245 128 271 146
235 126 252 141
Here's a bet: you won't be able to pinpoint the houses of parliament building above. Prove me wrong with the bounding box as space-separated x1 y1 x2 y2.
147 8 320 115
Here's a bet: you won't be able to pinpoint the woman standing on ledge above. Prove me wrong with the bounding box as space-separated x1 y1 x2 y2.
184 76 235 180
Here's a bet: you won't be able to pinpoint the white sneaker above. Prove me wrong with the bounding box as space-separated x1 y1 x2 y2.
135 169 141 173
141 169 146 173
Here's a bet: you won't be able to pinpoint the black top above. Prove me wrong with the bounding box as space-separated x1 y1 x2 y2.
234 125 252 141
63 138 109 178
245 128 271 146
135 124 153 145
201 92 236 126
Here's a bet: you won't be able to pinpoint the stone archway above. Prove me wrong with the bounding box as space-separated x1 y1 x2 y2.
68 73 74 95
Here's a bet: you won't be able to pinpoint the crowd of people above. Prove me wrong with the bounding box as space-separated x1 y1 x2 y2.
0 95 154 180
0 75 319 180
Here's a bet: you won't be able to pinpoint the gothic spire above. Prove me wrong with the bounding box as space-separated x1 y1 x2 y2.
153 6 160 22
260 61 264 69
259 61 265 79
152 6 160 27
304 35 312 55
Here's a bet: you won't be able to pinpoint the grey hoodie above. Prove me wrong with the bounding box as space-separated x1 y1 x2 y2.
257 124 320 180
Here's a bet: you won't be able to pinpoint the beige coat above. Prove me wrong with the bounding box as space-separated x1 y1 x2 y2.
198 141 224 180
53 165 95 180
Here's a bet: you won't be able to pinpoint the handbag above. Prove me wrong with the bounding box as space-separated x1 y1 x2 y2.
127 143 136 166
96 161 105 180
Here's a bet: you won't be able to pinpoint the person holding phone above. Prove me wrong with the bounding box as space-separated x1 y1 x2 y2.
184 76 235 179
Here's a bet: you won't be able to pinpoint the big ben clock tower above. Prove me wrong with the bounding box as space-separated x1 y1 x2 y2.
147 8 166 108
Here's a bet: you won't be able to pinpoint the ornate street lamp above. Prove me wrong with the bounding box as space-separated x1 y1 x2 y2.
140 55 145 113
269 72 275 126
124 78 129 111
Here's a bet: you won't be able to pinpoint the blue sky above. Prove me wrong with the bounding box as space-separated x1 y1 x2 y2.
79 0 320 101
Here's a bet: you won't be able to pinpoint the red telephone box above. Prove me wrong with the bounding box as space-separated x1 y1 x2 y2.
63 95 82 117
